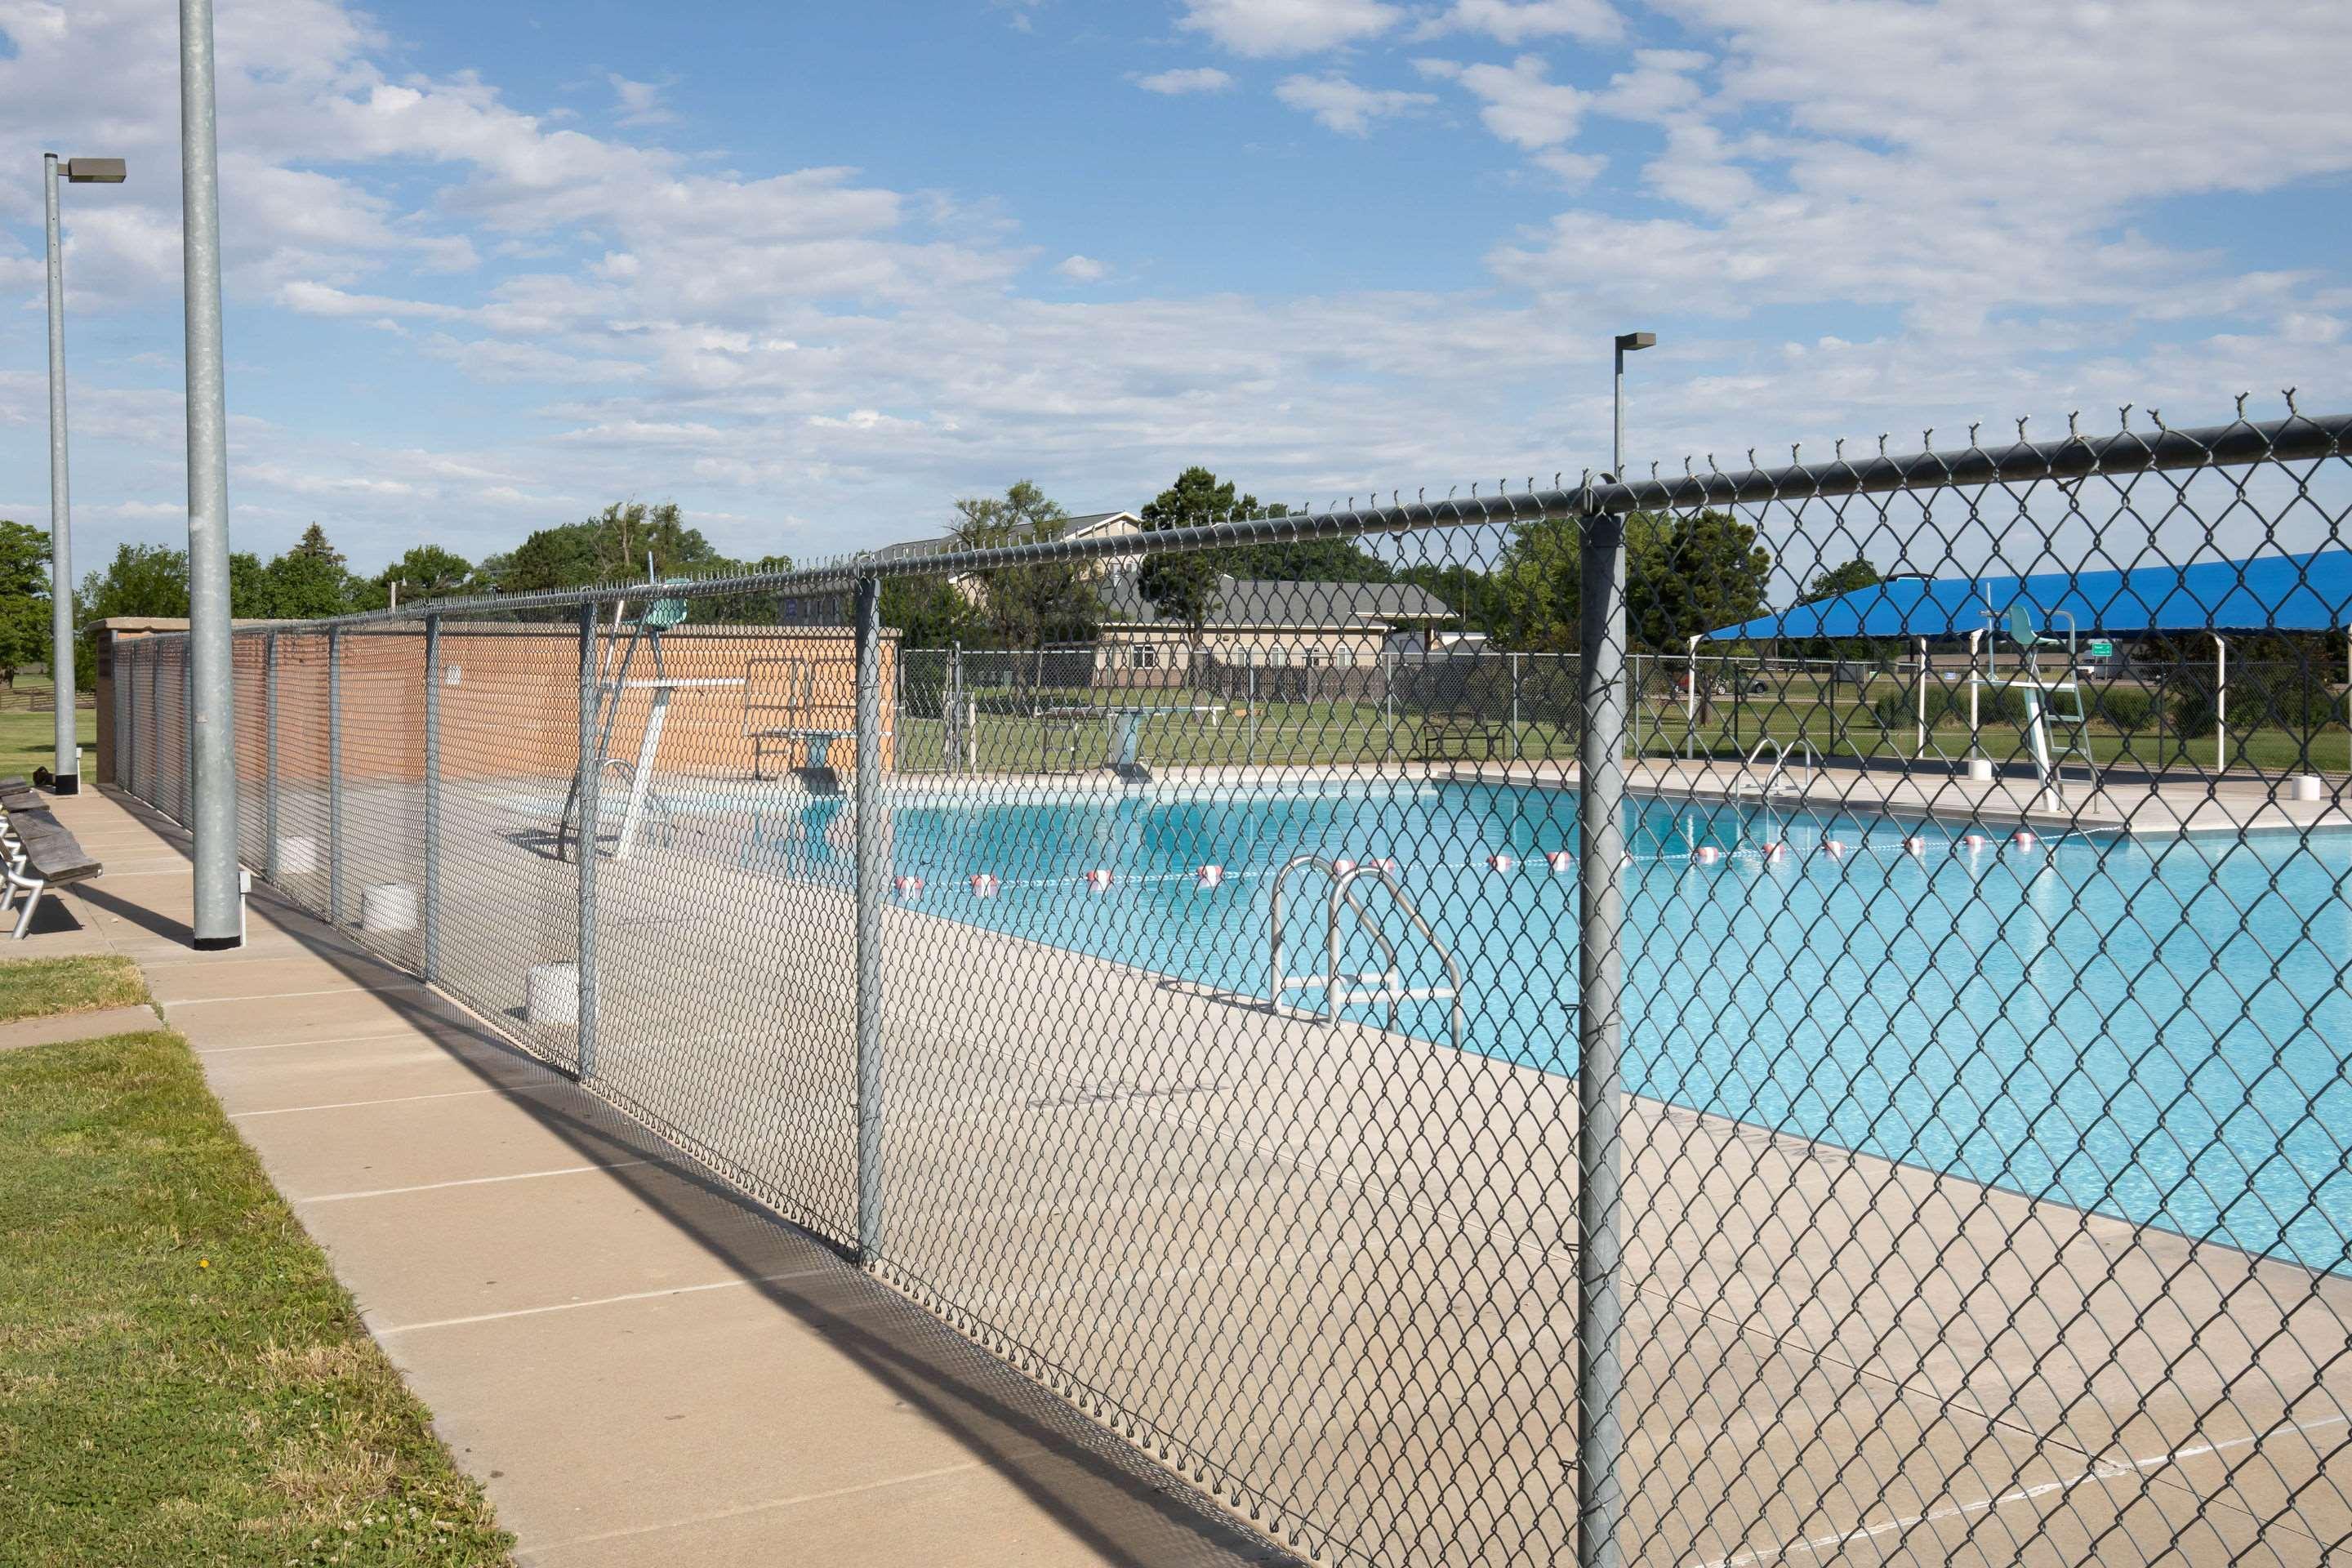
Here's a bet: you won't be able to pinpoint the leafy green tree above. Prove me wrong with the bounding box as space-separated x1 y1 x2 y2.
78 542 189 621
74 543 190 688
371 546 476 608
256 526 365 619
1491 510 1768 652
289 523 345 564
1800 558 1881 604
494 502 728 593
0 521 52 687
953 482 1095 648
1133 467 1397 649
880 576 978 647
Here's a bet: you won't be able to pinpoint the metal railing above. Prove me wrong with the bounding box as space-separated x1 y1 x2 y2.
109 403 2352 1567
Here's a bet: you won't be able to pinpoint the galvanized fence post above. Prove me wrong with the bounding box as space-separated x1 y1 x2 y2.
327 626 344 925
853 574 886 1263
1575 503 1630 1568
264 632 278 880
181 651 194 824
575 601 600 1079
421 613 441 984
1512 650 1524 762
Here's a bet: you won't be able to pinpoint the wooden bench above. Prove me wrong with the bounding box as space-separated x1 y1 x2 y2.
1 789 101 938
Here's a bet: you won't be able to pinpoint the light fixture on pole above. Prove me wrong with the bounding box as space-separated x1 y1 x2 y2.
42 154 126 797
1611 331 1655 483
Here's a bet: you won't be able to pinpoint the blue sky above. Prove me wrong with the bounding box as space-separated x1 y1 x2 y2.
0 0 2345 577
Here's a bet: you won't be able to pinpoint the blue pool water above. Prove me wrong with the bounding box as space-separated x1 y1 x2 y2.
744 780 2352 1273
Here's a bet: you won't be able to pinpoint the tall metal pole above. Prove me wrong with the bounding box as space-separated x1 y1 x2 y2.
327 627 343 924
1575 500 1630 1568
853 575 886 1263
180 0 240 947
263 633 278 879
576 603 601 1079
1579 336 1648 1568
42 155 78 794
422 615 442 984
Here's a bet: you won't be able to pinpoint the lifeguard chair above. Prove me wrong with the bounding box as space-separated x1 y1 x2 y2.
1976 603 2098 808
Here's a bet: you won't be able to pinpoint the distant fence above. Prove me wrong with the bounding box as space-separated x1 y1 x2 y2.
114 406 2352 1568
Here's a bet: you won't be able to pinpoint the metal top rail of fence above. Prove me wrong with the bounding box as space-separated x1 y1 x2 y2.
111 399 2352 1568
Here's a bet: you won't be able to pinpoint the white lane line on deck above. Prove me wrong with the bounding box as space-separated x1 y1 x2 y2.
296 1159 656 1205
376 1267 835 1335
229 1087 504 1119
523 1459 992 1555
164 983 421 1006
1692 1414 2350 1568
195 1028 447 1056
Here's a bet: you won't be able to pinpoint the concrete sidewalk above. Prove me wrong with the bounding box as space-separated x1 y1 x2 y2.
32 787 1280 1568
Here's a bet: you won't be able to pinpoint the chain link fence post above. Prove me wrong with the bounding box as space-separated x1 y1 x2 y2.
264 631 278 880
575 601 600 1080
1575 503 1629 1568
853 573 885 1264
422 612 441 986
327 626 344 925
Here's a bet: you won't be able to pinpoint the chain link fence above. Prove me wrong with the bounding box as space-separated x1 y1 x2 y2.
109 405 2352 1566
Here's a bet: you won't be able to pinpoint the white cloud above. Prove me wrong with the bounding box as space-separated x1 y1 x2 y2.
1275 74 1437 136
1055 254 1110 283
608 74 675 127
277 281 468 319
1178 0 1401 59
1134 66 1236 96
1417 54 1584 149
1419 0 1624 45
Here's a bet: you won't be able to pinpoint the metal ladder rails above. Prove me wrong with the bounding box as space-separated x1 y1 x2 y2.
1266 854 1466 1049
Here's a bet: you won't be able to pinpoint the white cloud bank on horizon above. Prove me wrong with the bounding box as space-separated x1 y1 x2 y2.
0 0 2341 575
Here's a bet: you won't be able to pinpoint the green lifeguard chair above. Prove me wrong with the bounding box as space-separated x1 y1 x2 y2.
558 581 695 860
1984 602 2097 807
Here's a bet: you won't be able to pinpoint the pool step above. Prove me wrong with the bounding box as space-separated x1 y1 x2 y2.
1281 970 1460 1005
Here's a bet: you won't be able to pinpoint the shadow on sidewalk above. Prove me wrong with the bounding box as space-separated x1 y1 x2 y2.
92 786 1297 1568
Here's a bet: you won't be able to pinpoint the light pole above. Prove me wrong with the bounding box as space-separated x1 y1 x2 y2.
43 153 126 796
180 0 241 949
1611 331 1655 483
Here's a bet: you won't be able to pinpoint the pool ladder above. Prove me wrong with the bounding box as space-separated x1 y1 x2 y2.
1267 854 1466 1050
1733 737 1819 800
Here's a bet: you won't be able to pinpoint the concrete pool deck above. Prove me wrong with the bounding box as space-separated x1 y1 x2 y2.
51 774 2352 1566
871 755 2352 840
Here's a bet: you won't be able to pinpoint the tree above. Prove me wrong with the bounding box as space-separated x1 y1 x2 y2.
289 523 345 565
74 543 190 689
953 482 1096 648
494 501 728 594
880 576 978 648
1133 466 1394 666
256 525 365 619
0 521 52 687
372 546 476 608
1800 558 1881 605
1491 510 1769 653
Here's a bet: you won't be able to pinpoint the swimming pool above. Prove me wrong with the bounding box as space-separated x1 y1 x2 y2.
730 777 2352 1273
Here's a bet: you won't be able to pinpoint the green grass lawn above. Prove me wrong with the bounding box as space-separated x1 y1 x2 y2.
0 702 95 778
890 689 2349 777
0 954 148 1024
0 1027 513 1566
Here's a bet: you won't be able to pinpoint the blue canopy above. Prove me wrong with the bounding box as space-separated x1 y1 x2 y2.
1705 548 2352 642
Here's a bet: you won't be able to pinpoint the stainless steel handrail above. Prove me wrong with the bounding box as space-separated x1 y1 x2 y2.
1268 852 1465 1050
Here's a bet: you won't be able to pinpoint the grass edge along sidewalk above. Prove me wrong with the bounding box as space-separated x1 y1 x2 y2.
0 1015 514 1567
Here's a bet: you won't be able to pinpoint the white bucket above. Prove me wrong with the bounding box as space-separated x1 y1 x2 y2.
527 962 580 1027
361 883 417 933
1967 758 1996 782
2291 774 2325 802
